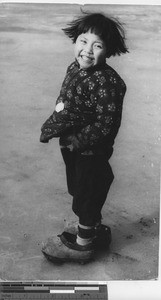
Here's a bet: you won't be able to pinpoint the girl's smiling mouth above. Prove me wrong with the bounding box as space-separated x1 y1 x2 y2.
81 55 94 62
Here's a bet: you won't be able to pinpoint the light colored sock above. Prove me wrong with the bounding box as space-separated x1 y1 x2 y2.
76 235 93 246
76 224 95 246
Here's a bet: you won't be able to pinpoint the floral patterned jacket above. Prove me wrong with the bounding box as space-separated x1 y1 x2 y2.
41 60 126 155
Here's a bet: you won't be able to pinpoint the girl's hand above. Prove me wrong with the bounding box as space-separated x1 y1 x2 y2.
60 134 81 150
66 135 80 149
40 133 49 143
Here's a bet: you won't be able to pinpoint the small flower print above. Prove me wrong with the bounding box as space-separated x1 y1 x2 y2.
76 86 82 94
85 100 93 107
75 96 82 105
108 103 116 112
67 89 72 99
98 88 107 98
99 76 106 85
89 81 95 90
80 70 87 77
70 77 77 86
96 104 103 113
105 116 113 124
84 125 91 133
109 76 117 84
90 94 96 104
94 71 102 76
101 128 110 136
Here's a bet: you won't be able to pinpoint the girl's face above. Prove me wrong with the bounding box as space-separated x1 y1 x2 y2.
74 31 106 69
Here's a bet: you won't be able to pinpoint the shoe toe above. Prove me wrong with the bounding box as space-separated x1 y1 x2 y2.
42 236 62 256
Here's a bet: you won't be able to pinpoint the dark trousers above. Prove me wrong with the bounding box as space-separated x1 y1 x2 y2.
61 148 114 226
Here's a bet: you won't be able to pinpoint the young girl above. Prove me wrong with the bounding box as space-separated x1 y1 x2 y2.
41 12 128 264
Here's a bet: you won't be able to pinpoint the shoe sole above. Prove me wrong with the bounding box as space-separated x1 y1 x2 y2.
42 250 93 265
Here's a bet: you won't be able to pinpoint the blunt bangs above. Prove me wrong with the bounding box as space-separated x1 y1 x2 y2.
75 14 108 41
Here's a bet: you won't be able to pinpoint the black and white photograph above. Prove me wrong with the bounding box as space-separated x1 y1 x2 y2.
0 0 160 289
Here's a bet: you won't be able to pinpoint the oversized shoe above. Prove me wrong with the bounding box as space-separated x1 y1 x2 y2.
42 231 94 264
64 222 112 250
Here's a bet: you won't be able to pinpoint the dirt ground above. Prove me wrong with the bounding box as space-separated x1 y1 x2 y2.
0 3 160 281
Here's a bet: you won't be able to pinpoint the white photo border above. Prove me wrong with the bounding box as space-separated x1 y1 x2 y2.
0 0 160 299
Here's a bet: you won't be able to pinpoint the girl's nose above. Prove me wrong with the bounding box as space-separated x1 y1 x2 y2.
84 43 93 54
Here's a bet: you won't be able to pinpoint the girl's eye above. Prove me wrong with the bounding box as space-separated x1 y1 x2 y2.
80 39 86 44
94 44 103 49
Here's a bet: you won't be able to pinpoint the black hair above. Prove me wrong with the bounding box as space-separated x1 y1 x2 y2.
62 12 129 58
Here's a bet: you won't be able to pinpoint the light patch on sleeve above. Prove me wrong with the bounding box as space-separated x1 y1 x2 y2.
55 102 64 112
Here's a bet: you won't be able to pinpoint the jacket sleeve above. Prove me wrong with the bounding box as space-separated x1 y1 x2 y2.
40 63 75 141
70 77 126 151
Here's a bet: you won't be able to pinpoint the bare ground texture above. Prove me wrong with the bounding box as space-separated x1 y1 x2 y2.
0 3 160 281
